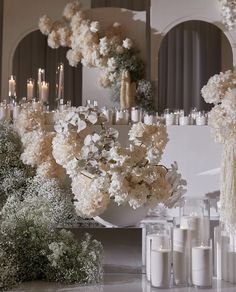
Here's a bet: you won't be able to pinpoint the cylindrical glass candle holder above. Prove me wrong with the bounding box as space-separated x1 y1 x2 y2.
191 240 213 288
165 113 175 126
115 109 129 125
145 223 169 282
131 107 142 123
173 227 191 286
228 231 236 284
179 198 210 244
179 116 190 126
150 234 172 288
101 107 114 125
0 103 8 121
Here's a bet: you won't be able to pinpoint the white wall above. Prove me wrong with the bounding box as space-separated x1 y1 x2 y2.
1 0 91 100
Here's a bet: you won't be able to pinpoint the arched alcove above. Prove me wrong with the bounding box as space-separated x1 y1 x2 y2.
157 20 233 114
12 30 82 107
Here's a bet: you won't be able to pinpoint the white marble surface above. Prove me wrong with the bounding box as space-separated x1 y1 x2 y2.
8 274 236 292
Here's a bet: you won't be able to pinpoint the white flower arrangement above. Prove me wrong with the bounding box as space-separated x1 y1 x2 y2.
14 104 66 182
201 70 236 145
39 1 154 111
52 106 186 218
202 70 236 229
219 0 236 30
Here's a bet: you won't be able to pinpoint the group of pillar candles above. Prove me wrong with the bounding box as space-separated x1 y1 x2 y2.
142 198 236 289
7 63 64 105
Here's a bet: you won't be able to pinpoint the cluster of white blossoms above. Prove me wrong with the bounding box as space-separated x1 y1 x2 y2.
219 0 236 30
39 1 134 89
52 106 186 217
201 70 236 145
14 104 66 181
201 70 236 105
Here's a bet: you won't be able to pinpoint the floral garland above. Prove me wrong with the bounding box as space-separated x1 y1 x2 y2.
52 106 186 218
219 0 236 30
39 1 154 111
0 122 103 289
201 70 236 229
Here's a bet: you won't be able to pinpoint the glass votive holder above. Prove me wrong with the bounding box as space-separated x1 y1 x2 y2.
173 227 191 286
179 116 190 126
144 112 156 125
165 113 175 126
179 198 210 244
145 223 170 282
150 235 172 288
115 109 129 125
196 112 207 126
191 240 213 288
131 107 142 123
12 104 21 120
101 107 114 125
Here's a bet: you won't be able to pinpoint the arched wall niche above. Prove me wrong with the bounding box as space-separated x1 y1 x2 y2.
156 19 233 113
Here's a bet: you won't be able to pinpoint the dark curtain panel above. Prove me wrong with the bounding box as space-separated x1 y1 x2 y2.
0 0 3 97
158 21 223 114
12 30 82 107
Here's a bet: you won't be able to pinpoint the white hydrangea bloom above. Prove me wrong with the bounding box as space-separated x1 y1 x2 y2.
122 38 133 49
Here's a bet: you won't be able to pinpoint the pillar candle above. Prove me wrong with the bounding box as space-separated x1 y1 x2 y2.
40 81 49 103
131 107 142 123
214 226 222 279
221 234 229 282
146 234 167 281
179 116 190 125
192 245 212 287
196 116 207 126
150 248 171 288
57 63 64 99
165 113 175 125
8 75 16 97
27 79 34 100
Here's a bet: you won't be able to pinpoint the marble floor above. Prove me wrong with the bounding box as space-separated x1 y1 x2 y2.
8 274 236 292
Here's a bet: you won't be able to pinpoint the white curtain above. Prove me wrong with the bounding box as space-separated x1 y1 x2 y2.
158 21 223 114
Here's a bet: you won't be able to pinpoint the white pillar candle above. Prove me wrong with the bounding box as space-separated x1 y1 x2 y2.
173 228 191 285
146 234 167 281
150 248 171 288
115 109 129 125
8 75 16 97
192 245 212 287
196 116 207 126
144 114 155 125
165 113 175 125
57 63 64 100
40 81 49 103
13 105 21 120
131 107 142 123
27 79 34 100
179 116 190 125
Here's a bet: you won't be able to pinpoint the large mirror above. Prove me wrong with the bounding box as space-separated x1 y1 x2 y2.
157 20 233 113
